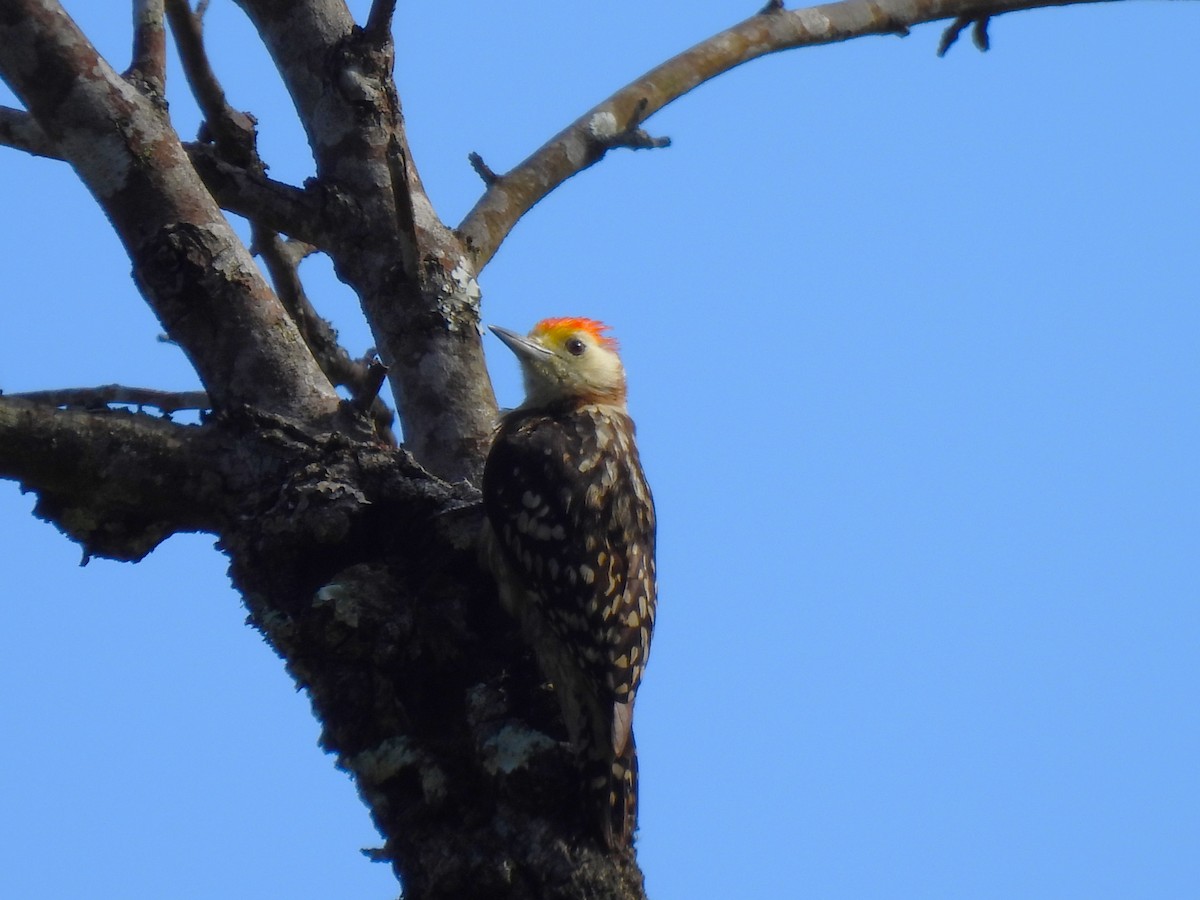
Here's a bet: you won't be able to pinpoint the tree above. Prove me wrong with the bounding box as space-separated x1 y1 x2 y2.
2 1 1196 898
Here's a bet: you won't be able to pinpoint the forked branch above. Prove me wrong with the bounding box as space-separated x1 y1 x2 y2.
165 0 386 437
236 0 498 482
0 107 326 245
0 0 338 422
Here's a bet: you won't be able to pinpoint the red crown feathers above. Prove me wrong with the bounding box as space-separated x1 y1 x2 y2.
532 317 619 351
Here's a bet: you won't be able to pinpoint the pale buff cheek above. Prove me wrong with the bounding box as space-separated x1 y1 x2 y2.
528 350 624 400
520 342 626 405
579 351 625 394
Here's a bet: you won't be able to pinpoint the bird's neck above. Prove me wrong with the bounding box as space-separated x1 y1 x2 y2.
521 383 627 413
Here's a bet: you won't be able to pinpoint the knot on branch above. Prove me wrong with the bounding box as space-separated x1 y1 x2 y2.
124 69 169 112
590 99 671 152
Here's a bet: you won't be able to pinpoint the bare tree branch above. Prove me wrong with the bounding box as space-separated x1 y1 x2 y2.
163 0 390 439
0 105 59 158
8 385 210 414
456 0 1120 269
0 0 339 423
365 0 398 46
275 235 318 266
0 107 328 245
129 0 167 94
252 228 398 444
0 394 220 560
183 143 328 245
165 0 257 165
234 0 497 482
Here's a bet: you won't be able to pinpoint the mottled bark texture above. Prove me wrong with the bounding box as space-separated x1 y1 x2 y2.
0 392 647 899
0 0 1157 897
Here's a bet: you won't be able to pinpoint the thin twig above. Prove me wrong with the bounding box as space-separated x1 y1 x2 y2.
468 152 500 186
252 229 397 443
166 0 381 430
938 13 991 55
600 98 671 151
252 229 355 379
278 237 319 267
973 15 992 50
456 0 1115 271
7 385 210 414
937 15 971 54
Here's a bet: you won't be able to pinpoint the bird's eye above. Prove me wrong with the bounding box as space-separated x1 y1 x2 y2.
565 337 586 356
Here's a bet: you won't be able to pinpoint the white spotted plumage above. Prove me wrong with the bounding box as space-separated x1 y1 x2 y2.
481 318 657 850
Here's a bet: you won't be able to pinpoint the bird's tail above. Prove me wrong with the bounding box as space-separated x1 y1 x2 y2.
592 731 638 850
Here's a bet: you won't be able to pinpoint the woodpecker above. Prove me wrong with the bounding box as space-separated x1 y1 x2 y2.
481 317 656 850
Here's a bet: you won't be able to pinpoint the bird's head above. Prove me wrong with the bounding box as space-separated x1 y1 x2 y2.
490 317 627 408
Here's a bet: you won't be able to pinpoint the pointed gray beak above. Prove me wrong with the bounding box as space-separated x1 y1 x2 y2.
489 325 554 361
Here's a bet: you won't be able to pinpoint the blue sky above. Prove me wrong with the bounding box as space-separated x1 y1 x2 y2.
2 2 1198 897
